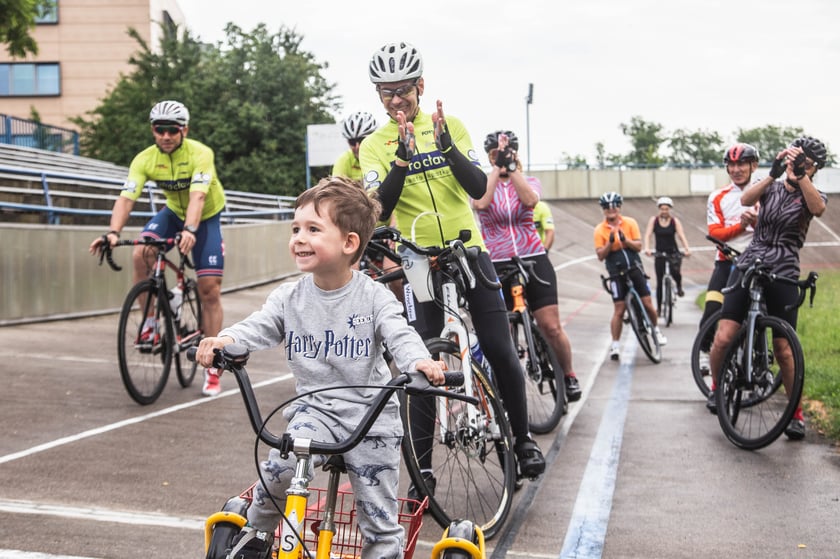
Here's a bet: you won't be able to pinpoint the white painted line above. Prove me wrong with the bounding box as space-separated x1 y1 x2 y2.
0 551 100 559
560 336 637 559
0 374 292 465
0 499 204 531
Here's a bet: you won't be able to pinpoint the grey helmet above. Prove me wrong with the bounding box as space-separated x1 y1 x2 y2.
790 135 827 168
342 112 378 140
369 42 423 83
599 191 623 208
149 100 189 125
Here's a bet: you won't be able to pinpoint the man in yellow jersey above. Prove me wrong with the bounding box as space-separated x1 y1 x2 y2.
360 42 546 499
89 100 227 397
332 111 378 182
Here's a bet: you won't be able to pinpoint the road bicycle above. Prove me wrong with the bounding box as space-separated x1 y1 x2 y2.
495 256 566 433
651 251 680 327
98 236 203 404
193 344 488 559
601 265 662 364
690 235 741 397
366 221 516 540
713 258 818 450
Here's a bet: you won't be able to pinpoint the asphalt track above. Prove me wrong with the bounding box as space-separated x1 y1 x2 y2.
1 196 839 558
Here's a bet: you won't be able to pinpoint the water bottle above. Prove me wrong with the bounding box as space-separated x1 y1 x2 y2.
169 286 182 319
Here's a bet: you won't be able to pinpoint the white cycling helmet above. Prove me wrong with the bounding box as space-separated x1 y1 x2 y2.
369 42 423 84
149 100 190 125
342 112 378 140
656 196 673 207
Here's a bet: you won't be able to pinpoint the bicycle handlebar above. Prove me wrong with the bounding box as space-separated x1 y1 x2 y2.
186 344 478 457
97 236 192 272
496 256 551 287
705 234 741 260
368 226 502 291
724 257 819 311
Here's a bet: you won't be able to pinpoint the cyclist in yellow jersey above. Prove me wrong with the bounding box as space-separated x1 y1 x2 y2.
533 200 555 249
332 111 378 182
89 100 227 397
360 42 546 495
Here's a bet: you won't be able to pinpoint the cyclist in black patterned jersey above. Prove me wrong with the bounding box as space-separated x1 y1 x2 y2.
707 136 828 440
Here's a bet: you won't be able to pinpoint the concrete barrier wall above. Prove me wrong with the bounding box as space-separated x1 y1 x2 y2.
1 221 297 325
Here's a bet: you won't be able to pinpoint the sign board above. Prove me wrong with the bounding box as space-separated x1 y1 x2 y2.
306 123 347 167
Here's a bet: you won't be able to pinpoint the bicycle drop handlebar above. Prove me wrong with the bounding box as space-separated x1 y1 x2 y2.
97 236 192 272
186 345 477 457
705 234 741 260
495 256 551 287
725 257 819 311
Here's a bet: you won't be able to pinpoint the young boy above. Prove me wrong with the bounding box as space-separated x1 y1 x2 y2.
196 176 443 559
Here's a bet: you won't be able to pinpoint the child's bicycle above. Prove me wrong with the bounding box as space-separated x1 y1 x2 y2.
98 235 203 404
190 344 488 559
365 222 517 539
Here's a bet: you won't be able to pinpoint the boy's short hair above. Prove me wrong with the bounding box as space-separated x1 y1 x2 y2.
295 177 382 263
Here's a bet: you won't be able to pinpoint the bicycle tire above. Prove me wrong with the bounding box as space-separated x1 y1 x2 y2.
661 276 674 327
174 277 203 388
510 311 565 433
205 521 240 559
626 290 661 363
440 519 480 559
690 310 721 397
715 316 804 450
401 337 515 540
117 280 173 405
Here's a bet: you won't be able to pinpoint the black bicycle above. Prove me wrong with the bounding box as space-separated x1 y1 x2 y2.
689 235 741 397
652 251 680 327
98 236 203 404
601 265 662 364
495 256 566 433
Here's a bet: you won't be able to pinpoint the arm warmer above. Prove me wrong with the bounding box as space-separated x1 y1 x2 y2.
444 148 487 199
375 164 408 221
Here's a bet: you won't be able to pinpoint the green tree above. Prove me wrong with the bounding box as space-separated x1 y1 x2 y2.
619 116 665 167
1 0 54 57
73 23 339 197
734 125 804 164
666 128 724 168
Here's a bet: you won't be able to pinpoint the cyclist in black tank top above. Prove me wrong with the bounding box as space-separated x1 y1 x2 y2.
643 197 691 312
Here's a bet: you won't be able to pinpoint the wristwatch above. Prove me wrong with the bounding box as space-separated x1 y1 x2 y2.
184 224 199 235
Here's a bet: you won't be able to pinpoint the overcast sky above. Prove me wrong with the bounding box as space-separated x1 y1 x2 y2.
176 0 840 167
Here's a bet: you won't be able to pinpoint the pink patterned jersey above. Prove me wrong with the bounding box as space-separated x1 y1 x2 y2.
476 176 545 261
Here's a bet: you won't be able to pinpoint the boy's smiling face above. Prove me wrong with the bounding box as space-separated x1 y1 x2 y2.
289 201 358 289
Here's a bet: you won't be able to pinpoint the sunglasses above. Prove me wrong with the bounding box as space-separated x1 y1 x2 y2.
153 125 183 135
377 82 417 101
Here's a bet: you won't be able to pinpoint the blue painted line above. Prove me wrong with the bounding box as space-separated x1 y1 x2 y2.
560 337 636 559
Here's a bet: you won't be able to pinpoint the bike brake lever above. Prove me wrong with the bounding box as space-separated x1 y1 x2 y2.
452 241 476 290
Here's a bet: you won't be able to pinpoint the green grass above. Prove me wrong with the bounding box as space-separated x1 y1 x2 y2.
696 269 840 442
797 270 840 440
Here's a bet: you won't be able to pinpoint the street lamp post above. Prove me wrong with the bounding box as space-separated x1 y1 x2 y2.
525 83 533 173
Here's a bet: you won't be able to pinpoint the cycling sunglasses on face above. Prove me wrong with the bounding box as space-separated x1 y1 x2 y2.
153 125 184 135
377 81 417 101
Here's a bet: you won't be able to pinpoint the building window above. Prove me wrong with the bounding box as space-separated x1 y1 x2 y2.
0 63 61 96
35 0 59 24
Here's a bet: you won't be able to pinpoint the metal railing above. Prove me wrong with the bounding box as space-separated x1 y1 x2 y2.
1 114 80 155
0 164 296 225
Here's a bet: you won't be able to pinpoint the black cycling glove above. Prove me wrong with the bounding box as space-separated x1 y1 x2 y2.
435 121 453 153
395 131 415 163
618 230 626 242
769 157 786 179
792 153 807 178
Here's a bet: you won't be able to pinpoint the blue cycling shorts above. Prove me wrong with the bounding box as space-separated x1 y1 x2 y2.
142 208 224 277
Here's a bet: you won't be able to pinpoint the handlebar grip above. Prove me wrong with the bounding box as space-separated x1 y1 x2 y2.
465 248 501 290
442 372 464 387
186 347 197 362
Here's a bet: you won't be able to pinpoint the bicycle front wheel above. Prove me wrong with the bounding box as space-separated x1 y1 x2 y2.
661 276 674 327
626 291 661 363
715 316 803 450
401 337 516 540
510 311 565 433
174 277 203 388
690 310 721 397
117 280 174 405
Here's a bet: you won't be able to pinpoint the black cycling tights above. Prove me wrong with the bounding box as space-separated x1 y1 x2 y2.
407 251 529 469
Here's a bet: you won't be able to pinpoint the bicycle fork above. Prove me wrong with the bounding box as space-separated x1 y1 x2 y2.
277 456 313 559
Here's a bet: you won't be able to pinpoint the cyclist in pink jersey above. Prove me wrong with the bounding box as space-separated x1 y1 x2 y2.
473 130 581 401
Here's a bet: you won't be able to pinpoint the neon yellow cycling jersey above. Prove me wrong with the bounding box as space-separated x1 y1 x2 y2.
360 109 486 250
120 138 226 221
331 149 363 182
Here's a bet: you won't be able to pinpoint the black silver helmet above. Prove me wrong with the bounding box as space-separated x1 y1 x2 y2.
599 192 623 208
342 112 378 140
483 130 519 153
790 136 827 168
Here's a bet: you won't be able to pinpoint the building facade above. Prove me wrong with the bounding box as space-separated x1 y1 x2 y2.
0 0 185 130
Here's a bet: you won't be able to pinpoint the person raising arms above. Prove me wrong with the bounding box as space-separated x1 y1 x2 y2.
360 42 547 492
473 129 582 402
594 192 667 360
